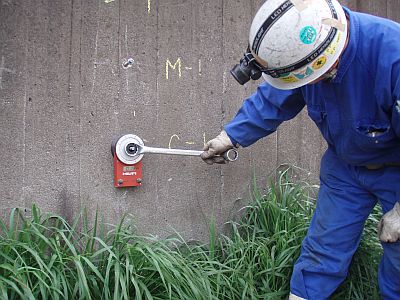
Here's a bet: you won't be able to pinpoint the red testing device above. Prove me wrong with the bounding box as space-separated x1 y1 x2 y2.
111 134 144 187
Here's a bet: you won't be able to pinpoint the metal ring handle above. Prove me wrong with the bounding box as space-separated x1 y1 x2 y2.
222 149 239 162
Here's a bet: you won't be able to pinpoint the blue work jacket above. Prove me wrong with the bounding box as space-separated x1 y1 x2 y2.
225 8 400 166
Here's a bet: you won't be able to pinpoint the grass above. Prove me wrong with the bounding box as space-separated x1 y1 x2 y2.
0 167 382 299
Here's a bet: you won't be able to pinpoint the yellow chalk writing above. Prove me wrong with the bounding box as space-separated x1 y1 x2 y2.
198 59 202 76
168 134 180 149
166 133 207 149
166 58 182 80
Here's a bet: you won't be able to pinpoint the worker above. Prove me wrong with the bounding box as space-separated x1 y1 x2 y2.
201 0 400 299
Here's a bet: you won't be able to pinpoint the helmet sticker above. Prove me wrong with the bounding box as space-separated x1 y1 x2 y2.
278 72 291 78
324 32 341 55
290 0 310 12
293 66 314 79
312 55 327 70
300 26 317 44
322 18 346 32
280 75 299 83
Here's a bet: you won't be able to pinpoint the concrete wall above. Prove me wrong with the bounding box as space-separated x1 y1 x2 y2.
0 0 399 240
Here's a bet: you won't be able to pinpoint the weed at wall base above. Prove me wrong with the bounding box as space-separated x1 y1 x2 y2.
0 167 381 299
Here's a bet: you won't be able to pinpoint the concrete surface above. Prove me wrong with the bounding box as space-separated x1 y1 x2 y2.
0 0 399 240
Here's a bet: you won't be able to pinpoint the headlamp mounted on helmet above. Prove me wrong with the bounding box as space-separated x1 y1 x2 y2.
230 46 268 85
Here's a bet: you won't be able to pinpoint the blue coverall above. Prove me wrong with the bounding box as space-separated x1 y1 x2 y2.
224 8 400 300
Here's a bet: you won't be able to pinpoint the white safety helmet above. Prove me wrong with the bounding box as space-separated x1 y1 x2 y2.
249 0 348 90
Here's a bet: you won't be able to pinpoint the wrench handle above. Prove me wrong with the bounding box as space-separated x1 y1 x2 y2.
141 146 238 162
141 146 202 156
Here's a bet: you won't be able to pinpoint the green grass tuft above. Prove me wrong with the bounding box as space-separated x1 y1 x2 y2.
0 168 382 299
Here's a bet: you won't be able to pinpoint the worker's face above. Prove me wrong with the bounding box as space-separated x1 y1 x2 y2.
309 59 340 85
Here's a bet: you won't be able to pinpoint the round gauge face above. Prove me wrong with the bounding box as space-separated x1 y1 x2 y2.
115 134 144 165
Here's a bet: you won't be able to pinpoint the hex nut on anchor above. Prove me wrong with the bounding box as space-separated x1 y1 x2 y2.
118 179 124 185
136 178 142 184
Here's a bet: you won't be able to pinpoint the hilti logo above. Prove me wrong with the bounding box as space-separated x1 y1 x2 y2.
122 172 137 176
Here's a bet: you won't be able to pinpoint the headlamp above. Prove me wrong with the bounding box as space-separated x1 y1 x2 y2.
230 46 265 85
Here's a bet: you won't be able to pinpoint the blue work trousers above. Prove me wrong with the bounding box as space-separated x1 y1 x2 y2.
290 149 400 300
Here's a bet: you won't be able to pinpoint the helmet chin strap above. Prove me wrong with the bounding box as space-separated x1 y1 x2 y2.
322 67 338 81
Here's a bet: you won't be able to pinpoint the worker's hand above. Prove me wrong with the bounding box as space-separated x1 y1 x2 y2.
201 130 235 165
378 202 400 243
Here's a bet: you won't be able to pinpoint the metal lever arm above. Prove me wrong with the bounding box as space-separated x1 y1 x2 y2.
139 145 238 162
